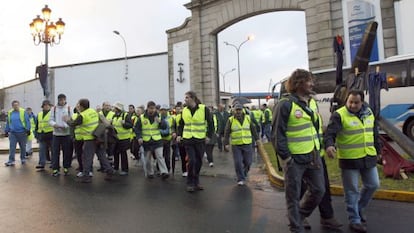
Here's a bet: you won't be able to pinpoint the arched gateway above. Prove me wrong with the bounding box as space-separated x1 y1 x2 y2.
167 0 397 106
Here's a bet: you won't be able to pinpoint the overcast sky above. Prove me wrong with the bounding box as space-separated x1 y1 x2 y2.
0 0 308 93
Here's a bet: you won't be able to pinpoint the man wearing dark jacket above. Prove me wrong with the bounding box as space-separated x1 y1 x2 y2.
177 91 214 192
324 89 380 233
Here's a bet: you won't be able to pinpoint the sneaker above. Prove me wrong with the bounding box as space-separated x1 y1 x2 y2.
320 217 343 229
119 171 128 176
76 172 84 177
63 168 69 176
35 165 45 169
349 223 367 233
237 181 245 186
209 162 214 167
147 174 154 179
52 170 60 177
195 185 204 191
88 172 94 177
182 172 188 177
186 186 195 193
303 218 311 230
21 160 26 165
5 161 15 166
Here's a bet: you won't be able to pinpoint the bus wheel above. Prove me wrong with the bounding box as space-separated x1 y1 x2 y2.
405 120 414 140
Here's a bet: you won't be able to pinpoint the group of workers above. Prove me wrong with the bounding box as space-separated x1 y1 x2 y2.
3 67 380 233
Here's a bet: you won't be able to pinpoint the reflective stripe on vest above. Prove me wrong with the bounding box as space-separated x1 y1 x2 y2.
113 112 130 140
230 115 252 145
78 108 99 140
286 99 320 154
141 115 162 142
130 114 138 139
182 104 206 139
336 106 377 159
72 113 83 140
37 111 53 133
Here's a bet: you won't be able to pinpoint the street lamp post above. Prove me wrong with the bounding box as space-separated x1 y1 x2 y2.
220 68 236 92
224 35 253 96
29 4 65 100
113 30 128 80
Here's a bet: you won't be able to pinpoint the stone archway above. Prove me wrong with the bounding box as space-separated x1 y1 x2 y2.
167 0 397 106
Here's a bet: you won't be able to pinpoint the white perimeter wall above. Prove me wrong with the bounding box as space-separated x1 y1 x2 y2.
54 53 169 109
2 80 44 112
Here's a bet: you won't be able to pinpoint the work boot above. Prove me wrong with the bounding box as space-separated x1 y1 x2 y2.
349 223 367 233
320 217 343 228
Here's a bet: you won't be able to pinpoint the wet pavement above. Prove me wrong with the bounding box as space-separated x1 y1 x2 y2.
0 138 413 233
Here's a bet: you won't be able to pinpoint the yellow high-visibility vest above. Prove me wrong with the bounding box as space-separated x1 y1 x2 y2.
229 115 252 145
182 104 206 139
37 111 53 134
336 106 377 159
286 99 320 154
77 108 99 141
141 115 162 142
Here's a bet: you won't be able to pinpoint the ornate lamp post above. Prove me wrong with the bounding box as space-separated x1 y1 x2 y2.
113 30 128 80
29 5 65 99
224 35 254 96
220 68 235 92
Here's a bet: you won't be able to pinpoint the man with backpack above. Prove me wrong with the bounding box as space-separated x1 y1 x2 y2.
49 94 72 176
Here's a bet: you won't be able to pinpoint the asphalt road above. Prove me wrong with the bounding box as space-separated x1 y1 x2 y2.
0 149 413 233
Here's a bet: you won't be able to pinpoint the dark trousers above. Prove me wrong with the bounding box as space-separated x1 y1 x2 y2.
185 142 205 187
284 156 325 233
74 140 84 171
162 140 171 172
216 134 223 151
300 156 334 219
205 144 214 163
51 135 72 170
178 143 187 173
114 139 129 172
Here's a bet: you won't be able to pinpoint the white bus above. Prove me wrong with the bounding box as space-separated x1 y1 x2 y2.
310 54 414 140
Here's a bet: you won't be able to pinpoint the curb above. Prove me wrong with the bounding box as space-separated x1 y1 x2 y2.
0 148 39 155
257 144 414 203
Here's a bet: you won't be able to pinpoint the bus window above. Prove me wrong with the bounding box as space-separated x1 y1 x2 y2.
380 61 407 88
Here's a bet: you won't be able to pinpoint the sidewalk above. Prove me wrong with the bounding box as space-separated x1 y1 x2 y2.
0 137 39 154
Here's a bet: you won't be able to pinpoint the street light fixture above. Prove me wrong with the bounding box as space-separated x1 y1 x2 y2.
220 68 236 92
113 30 128 80
29 4 65 99
224 35 254 96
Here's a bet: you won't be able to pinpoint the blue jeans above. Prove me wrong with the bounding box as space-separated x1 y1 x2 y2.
341 167 380 224
38 140 52 166
231 144 253 182
8 132 27 163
